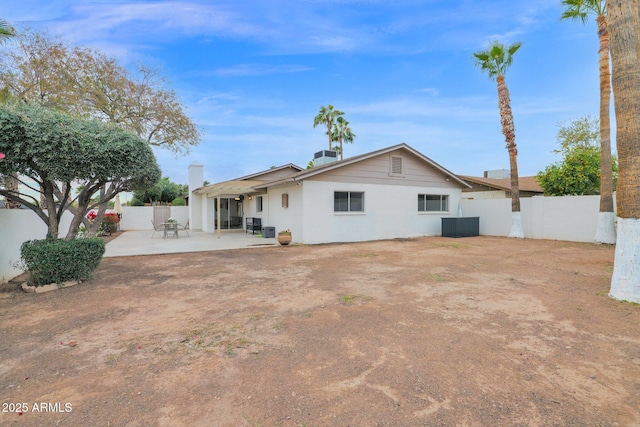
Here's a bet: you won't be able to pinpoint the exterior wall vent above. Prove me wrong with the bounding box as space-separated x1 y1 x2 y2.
313 150 338 167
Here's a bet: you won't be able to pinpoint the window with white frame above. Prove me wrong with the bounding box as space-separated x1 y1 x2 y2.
334 191 364 212
418 194 449 212
256 196 263 212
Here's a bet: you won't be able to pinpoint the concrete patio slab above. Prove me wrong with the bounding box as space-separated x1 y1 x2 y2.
104 230 278 257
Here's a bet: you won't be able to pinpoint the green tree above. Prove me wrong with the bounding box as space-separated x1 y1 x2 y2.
0 102 161 240
0 19 17 208
536 116 617 196
0 19 15 44
332 116 356 160
561 0 615 244
313 105 344 151
133 177 181 204
608 0 640 302
0 31 200 154
473 40 524 238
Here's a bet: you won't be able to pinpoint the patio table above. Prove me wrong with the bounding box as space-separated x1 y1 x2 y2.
163 222 179 238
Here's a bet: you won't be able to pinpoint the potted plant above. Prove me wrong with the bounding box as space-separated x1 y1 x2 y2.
277 229 292 246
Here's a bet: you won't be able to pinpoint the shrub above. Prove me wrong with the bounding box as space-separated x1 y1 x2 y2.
20 238 106 287
171 197 186 206
100 213 120 235
130 197 145 206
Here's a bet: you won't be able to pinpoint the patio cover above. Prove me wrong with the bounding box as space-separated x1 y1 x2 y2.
193 180 264 197
193 179 265 239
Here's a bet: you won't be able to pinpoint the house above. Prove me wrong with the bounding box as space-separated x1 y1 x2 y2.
189 143 471 244
460 175 544 199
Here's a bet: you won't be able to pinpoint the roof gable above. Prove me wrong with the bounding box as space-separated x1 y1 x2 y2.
255 144 470 189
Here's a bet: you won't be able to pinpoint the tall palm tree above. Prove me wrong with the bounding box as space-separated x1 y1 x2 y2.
473 41 524 238
332 116 356 160
313 105 344 151
608 0 640 303
561 0 615 244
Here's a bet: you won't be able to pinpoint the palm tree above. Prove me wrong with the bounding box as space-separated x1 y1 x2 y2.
332 116 356 160
473 41 524 238
313 105 344 151
561 0 615 245
608 0 640 303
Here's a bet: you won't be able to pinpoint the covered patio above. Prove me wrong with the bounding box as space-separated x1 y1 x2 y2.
192 180 263 237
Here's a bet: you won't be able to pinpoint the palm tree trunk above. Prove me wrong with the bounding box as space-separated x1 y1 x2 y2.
496 74 523 238
608 0 640 303
594 13 616 244
326 118 332 151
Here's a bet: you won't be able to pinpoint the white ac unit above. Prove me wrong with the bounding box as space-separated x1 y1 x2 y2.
313 150 338 167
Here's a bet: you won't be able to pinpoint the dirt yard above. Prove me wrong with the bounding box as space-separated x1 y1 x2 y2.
1 236 639 426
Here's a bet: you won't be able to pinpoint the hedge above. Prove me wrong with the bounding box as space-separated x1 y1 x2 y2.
20 238 106 287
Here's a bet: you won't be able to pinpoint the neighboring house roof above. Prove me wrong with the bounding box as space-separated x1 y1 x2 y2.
459 175 543 193
254 143 471 190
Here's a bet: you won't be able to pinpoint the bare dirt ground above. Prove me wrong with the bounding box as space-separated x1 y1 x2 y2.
1 235 639 426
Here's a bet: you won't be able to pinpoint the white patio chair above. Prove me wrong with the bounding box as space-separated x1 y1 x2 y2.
177 219 190 237
151 219 164 237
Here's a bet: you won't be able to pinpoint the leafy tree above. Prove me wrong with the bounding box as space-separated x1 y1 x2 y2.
0 19 15 43
537 116 617 196
561 0 615 243
608 0 640 302
473 41 524 238
0 19 17 208
313 105 344 151
332 116 356 160
0 31 200 155
0 102 161 240
133 177 181 204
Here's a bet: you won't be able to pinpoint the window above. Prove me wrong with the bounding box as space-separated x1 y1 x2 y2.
256 196 263 212
418 194 449 212
334 191 364 212
281 193 289 208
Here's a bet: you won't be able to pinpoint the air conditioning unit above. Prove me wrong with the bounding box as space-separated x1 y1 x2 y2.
313 150 338 167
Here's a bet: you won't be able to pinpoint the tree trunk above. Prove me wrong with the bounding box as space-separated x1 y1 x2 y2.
496 74 523 238
4 173 21 209
594 13 616 244
608 0 640 303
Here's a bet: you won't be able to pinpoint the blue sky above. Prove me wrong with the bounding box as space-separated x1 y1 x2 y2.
1 0 604 185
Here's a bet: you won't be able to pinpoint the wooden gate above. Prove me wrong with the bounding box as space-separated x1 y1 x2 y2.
153 205 171 225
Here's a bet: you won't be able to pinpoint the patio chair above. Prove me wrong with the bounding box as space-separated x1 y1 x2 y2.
177 219 190 237
151 219 164 238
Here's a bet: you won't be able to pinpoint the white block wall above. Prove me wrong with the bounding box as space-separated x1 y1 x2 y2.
0 210 73 283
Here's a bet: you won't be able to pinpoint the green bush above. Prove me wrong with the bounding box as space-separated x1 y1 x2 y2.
20 238 106 287
130 197 145 206
171 197 186 206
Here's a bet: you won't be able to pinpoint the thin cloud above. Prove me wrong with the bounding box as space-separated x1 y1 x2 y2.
212 64 313 77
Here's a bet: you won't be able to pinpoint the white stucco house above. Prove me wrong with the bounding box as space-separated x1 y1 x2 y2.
188 143 470 244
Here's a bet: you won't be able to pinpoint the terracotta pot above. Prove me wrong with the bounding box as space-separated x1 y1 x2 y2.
277 233 292 246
